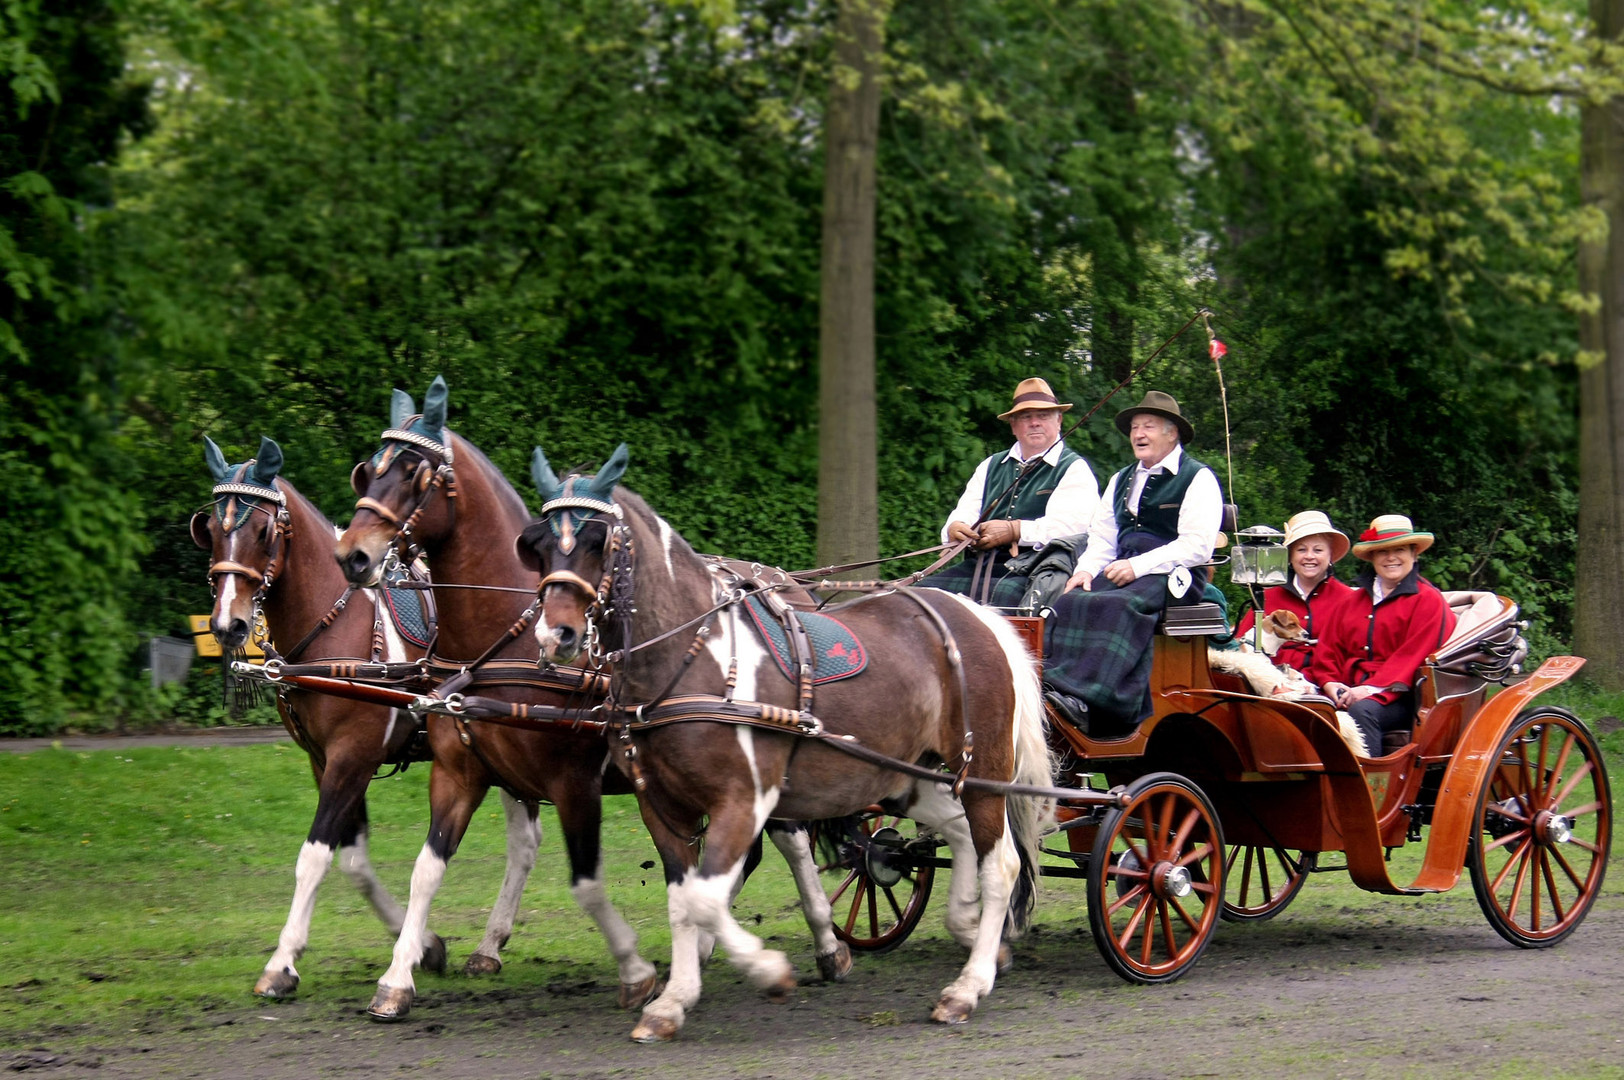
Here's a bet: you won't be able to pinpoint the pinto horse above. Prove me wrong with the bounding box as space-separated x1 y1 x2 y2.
331 379 675 1021
192 436 469 997
516 444 1052 1039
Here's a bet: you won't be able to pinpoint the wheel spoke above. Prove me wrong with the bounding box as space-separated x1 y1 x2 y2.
1233 845 1257 907
1549 843 1591 891
1538 851 1568 926
880 884 906 924
1158 901 1178 960
1118 891 1152 954
1106 878 1149 919
1176 842 1215 870
1504 841 1534 922
1169 893 1202 936
1481 828 1529 856
1490 834 1532 895
1168 806 1202 861
1553 758 1595 809
828 867 859 907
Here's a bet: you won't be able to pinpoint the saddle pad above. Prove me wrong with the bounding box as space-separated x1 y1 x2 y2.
381 565 434 649
743 595 868 685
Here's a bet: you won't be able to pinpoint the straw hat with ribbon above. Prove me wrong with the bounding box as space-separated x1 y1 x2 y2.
1283 510 1350 563
1351 513 1434 559
996 377 1073 421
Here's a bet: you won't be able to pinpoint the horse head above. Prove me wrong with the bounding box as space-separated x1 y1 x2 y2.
515 443 629 663
336 375 455 587
192 435 290 650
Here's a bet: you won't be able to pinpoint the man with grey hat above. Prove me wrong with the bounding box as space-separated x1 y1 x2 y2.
921 377 1099 607
1041 390 1223 732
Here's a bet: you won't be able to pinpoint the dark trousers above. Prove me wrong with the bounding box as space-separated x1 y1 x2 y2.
1347 692 1414 758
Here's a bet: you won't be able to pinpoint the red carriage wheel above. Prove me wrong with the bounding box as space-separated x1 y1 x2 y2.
813 812 936 954
1221 845 1315 922
1468 707 1611 948
1087 772 1225 984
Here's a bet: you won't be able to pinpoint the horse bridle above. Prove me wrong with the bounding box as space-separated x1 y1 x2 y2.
353 422 459 569
534 492 634 669
205 473 292 648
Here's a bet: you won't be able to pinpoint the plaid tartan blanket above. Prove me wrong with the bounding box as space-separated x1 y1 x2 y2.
1041 573 1166 725
919 550 1031 608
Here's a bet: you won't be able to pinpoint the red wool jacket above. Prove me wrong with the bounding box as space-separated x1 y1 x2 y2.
1307 567 1457 705
1234 576 1357 673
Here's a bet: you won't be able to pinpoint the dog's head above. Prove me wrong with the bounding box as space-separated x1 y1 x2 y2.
1260 609 1311 643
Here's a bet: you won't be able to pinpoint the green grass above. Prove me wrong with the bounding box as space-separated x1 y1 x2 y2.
0 742 821 1045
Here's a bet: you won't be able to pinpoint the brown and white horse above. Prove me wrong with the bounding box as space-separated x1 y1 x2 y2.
516 444 1052 1039
332 380 852 1021
191 435 477 998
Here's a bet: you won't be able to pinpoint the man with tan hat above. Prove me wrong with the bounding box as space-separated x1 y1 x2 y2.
922 377 1098 606
1307 514 1456 757
1040 390 1223 732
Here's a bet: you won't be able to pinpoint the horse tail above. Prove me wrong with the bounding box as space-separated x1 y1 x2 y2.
949 597 1055 939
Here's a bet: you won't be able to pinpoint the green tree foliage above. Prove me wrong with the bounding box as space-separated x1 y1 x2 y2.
2 0 1613 730
1 0 152 732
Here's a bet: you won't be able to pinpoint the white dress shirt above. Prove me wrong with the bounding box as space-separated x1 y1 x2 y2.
1076 444 1222 579
940 441 1099 548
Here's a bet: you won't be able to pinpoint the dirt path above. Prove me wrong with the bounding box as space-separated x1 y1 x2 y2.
11 896 1622 1079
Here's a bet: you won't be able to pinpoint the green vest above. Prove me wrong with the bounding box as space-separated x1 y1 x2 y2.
980 446 1082 521
1111 450 1211 548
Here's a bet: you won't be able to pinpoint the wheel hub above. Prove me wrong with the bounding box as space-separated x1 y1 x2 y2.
1536 810 1572 846
1157 863 1193 899
864 826 906 889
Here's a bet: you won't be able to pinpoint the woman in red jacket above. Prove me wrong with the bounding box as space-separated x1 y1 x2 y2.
1234 510 1356 672
1310 514 1458 757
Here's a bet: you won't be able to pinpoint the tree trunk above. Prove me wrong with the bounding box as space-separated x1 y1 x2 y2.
1574 0 1624 686
816 0 889 571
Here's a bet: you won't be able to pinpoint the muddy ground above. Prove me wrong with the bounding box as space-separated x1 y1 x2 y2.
7 891 1622 1079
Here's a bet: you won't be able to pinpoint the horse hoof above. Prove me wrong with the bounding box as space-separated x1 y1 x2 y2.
367 986 414 1022
763 970 797 1003
997 943 1014 974
253 969 299 999
931 995 976 1025
630 1014 680 1043
816 943 853 983
463 952 502 977
419 934 448 975
619 973 661 1010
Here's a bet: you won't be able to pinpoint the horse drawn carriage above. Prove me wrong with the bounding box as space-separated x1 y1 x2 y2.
814 581 1611 985
201 375 1612 1037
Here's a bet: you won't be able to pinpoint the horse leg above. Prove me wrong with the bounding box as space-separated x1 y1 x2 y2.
335 803 448 975
766 821 850 982
257 755 416 997
553 780 659 1009
695 830 762 965
907 783 982 951
462 791 541 977
629 810 708 1043
931 792 1020 1025
369 764 482 1022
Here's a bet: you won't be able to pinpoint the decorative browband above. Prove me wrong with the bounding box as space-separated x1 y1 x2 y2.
212 481 286 505
541 496 621 518
381 427 454 463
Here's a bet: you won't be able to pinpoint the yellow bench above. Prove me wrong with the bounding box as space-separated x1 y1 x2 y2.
187 615 265 659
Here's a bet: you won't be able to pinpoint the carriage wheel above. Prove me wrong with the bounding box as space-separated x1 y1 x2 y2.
1087 772 1225 984
813 812 936 954
1221 845 1316 923
1468 707 1611 948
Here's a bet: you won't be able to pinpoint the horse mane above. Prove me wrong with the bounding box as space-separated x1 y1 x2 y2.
447 430 532 527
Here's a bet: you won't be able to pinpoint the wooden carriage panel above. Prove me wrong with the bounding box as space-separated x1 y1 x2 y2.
1210 779 1333 850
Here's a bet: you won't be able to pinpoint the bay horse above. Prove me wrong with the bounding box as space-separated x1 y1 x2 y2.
329 379 695 1021
191 435 476 998
516 443 1052 1039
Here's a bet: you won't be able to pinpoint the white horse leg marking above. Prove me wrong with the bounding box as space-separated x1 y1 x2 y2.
768 826 840 960
338 830 407 933
572 872 658 989
939 824 1020 1015
378 844 448 994
262 840 333 982
908 783 980 948
468 791 541 964
672 857 791 991
639 903 703 1033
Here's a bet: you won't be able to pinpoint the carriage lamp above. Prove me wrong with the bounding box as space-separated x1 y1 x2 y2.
1230 525 1288 587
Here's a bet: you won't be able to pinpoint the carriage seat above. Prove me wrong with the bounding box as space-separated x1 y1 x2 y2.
1432 591 1527 681
1158 602 1228 637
